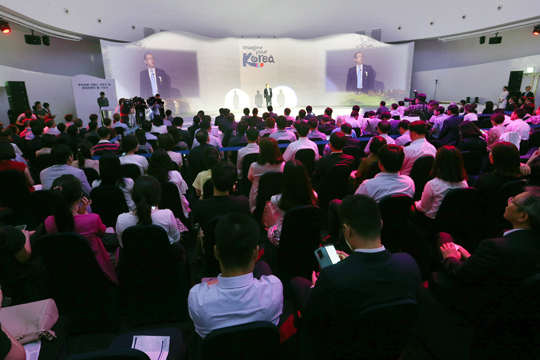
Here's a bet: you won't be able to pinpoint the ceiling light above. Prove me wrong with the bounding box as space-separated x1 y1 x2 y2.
526 67 535 73
0 19 10 34
534 25 540 36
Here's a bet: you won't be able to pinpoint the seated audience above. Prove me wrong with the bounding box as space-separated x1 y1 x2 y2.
167 126 188 150
356 144 415 201
157 133 183 169
432 105 462 148
135 129 153 154
112 113 128 131
84 120 99 139
364 120 395 156
265 160 318 246
456 121 487 155
248 137 285 212
428 106 447 139
269 116 297 142
192 120 222 149
312 133 354 187
401 121 437 176
45 174 117 284
92 152 135 211
188 115 202 140
40 144 92 195
141 120 157 141
188 212 283 339
164 110 173 126
282 121 319 162
193 146 220 198
506 108 531 141
363 112 381 135
307 118 327 141
352 136 387 187
237 128 260 179
102 118 117 139
119 135 149 175
151 115 168 134
35 134 56 157
318 115 336 135
71 140 100 173
463 104 478 121
240 107 251 122
0 141 37 192
395 120 411 146
44 119 60 136
486 114 506 150
482 101 495 115
93 127 120 154
116 176 181 246
259 117 277 138
411 145 468 223
228 120 248 147
56 123 69 143
291 195 421 359
173 117 192 148
390 102 400 117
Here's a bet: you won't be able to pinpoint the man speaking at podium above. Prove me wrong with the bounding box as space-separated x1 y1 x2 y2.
140 52 171 99
346 52 374 93
264 84 273 107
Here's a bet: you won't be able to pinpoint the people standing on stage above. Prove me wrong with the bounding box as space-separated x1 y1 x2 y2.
264 84 273 107
97 92 109 120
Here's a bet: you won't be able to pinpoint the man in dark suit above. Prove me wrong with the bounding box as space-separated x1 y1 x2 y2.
311 132 354 187
318 116 336 135
291 194 421 359
432 104 462 148
140 53 172 99
522 86 535 100
346 52 375 93
173 117 192 148
505 97 518 112
341 124 362 147
248 108 263 128
433 187 540 319
263 84 272 107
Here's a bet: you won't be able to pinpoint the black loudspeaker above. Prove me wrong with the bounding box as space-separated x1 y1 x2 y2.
24 34 42 45
508 71 523 92
5 81 30 124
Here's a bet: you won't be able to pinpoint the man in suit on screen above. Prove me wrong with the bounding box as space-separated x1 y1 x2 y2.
140 52 172 99
346 52 375 93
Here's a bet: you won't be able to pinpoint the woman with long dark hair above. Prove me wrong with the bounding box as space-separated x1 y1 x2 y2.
482 101 495 115
44 174 117 284
264 160 318 245
457 120 487 155
248 137 284 212
157 133 183 169
147 150 189 217
71 140 99 173
92 152 135 211
115 176 180 246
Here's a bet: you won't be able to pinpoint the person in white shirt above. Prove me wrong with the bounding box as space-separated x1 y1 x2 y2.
463 104 478 122
237 128 260 179
395 120 412 147
364 120 395 156
283 108 295 124
397 101 407 118
411 145 468 222
282 121 319 162
506 108 531 141
390 103 401 118
112 113 129 131
192 120 223 149
119 135 149 175
401 121 437 176
429 106 448 139
499 86 509 109
43 119 60 136
151 115 168 134
188 212 283 339
346 111 364 129
269 116 297 143
362 111 380 135
356 144 415 202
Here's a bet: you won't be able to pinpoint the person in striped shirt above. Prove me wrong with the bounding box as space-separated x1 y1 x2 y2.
93 127 120 154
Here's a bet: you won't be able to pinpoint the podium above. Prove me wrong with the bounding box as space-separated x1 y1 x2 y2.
99 107 115 122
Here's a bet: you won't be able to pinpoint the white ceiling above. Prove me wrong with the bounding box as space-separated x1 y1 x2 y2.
1 0 540 42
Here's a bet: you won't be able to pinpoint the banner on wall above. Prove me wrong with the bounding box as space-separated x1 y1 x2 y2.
71 74 117 125
101 32 414 113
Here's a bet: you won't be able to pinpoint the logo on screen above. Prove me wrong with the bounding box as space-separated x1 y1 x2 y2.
242 52 275 68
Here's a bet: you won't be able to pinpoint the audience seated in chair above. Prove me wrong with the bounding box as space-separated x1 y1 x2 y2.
157 133 183 169
401 120 437 176
312 132 354 188
92 152 135 211
307 118 326 141
351 135 387 188
248 137 285 212
506 108 531 141
188 212 283 339
395 120 411 146
363 120 395 156
71 140 100 174
119 135 149 175
44 174 117 284
192 120 222 149
40 144 92 195
432 105 463 148
0 141 37 192
193 146 220 198
456 120 487 155
236 128 260 179
356 144 415 202
282 121 319 162
269 116 296 142
486 114 507 150
93 126 120 154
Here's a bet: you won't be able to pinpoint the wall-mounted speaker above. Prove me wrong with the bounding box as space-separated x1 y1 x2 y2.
507 71 523 92
5 81 30 124
24 34 42 45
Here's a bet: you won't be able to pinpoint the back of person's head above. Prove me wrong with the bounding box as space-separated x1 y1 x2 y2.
369 135 387 155
246 128 259 142
284 108 291 115
132 176 161 225
352 105 360 112
113 113 121 123
325 107 333 116
99 152 124 187
258 137 283 165
252 108 259 115
464 104 475 113
165 109 172 116
211 161 237 192
295 121 310 137
434 106 444 114
0 141 15 161
204 146 220 170
173 117 184 127
408 120 427 135
167 126 182 144
279 160 317 212
67 125 79 138
398 120 410 130
491 142 521 177
515 187 540 230
341 123 352 135
135 129 147 146
459 121 482 139
45 119 55 128
367 111 376 117
431 145 467 182
192 115 201 125
350 111 359 118
148 149 173 183
51 144 73 165
417 93 427 103
200 119 211 131
447 105 459 115
308 118 318 130
157 133 174 151
40 134 57 149
491 114 504 125
76 140 93 169
276 116 287 129
377 120 391 134
57 123 66 133
195 129 209 145
74 119 83 128
514 108 526 119
122 135 139 153
262 112 270 121
378 144 404 172
485 101 494 110
493 108 505 115
380 101 386 107
153 115 164 127
380 112 391 121
89 114 98 122
215 213 259 270
65 114 73 123
237 120 248 135
88 121 98 132
330 132 346 150
265 117 275 129
30 120 44 136
50 174 83 232
227 113 235 123
391 103 398 110
338 195 381 241
223 108 230 116
298 109 306 119
306 105 313 113
267 105 273 112
141 120 152 132
398 101 405 106
243 108 250 116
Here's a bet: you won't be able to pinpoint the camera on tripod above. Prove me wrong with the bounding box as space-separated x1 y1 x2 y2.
404 90 419 103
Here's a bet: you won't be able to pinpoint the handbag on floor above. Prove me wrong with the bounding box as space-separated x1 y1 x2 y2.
0 298 58 344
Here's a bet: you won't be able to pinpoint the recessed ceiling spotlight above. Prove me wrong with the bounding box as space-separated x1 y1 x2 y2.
430 21 434 25
462 15 467 19
398 26 402 30
97 18 102 23
497 5 502 10
132 25 136 30
64 8 69 14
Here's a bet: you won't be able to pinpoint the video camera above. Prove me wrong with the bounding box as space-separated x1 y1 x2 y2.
404 90 419 103
131 96 146 109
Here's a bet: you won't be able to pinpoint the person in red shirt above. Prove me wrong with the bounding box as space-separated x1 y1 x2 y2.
0 140 38 192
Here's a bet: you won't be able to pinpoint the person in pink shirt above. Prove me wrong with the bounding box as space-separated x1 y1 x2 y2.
44 174 118 285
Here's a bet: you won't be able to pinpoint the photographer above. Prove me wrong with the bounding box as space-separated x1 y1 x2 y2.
147 96 163 120
120 98 133 124
404 92 429 120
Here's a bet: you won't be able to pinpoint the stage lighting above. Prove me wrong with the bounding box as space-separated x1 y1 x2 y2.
42 35 50 46
0 20 10 34
479 36 485 44
534 25 540 36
